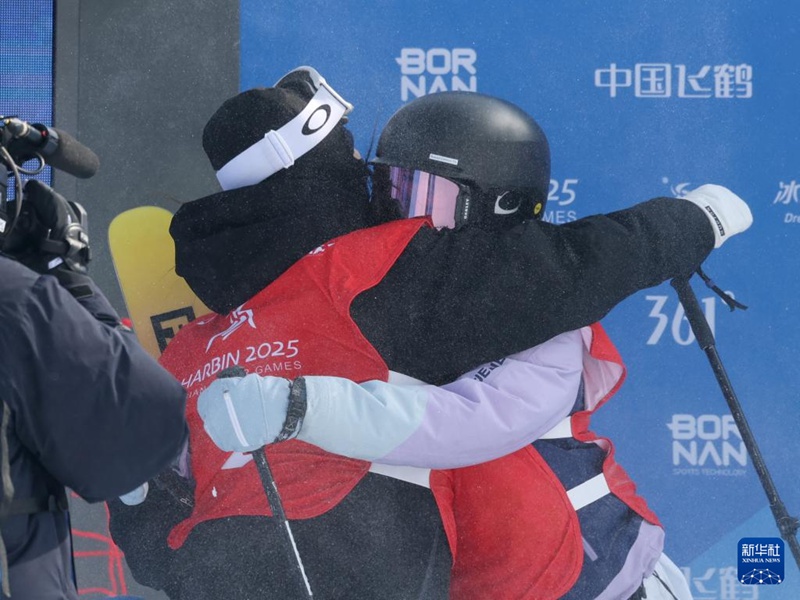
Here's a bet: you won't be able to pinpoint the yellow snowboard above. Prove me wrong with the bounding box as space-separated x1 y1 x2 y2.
108 206 210 359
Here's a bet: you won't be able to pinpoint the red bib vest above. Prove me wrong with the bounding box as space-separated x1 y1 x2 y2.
161 218 425 548
434 323 662 600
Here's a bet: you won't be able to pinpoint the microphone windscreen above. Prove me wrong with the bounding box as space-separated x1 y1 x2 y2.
47 128 100 179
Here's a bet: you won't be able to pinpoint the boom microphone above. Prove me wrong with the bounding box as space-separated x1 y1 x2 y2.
4 118 99 179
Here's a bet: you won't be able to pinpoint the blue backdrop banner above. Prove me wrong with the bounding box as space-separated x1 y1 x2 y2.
0 0 53 194
241 2 800 598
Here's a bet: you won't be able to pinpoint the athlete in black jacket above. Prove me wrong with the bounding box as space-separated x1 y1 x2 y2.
0 181 188 599
108 73 748 599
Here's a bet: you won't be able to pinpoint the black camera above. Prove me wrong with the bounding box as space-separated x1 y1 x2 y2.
1 116 96 273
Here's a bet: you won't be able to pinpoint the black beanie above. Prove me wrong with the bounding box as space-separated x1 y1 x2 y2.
201 86 359 183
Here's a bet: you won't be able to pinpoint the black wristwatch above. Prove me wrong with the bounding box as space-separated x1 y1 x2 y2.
276 376 307 441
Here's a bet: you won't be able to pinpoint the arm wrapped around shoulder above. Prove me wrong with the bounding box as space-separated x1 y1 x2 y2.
682 184 753 248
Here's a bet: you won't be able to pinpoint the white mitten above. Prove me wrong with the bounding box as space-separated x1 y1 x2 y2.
197 374 291 453
682 184 753 248
119 482 149 506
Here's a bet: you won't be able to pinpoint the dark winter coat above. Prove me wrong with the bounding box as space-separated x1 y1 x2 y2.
108 154 715 599
0 256 188 599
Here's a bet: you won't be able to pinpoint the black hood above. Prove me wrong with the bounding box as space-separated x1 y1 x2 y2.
171 157 371 315
170 86 373 314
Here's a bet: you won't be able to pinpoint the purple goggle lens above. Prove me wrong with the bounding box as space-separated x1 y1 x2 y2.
389 166 461 229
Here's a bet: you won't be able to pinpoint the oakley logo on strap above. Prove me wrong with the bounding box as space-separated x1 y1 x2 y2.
302 104 332 135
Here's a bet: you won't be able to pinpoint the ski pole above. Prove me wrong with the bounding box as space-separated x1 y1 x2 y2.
671 276 800 569
253 447 314 598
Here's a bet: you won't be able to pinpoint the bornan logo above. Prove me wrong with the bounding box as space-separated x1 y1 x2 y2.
205 306 256 352
667 413 747 476
396 48 477 101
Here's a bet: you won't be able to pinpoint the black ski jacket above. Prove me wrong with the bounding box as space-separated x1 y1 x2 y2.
0 256 188 599
167 177 714 388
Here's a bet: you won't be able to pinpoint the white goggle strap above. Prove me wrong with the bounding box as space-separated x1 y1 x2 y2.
215 79 353 191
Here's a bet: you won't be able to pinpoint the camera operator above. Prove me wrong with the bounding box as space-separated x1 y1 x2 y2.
0 178 188 599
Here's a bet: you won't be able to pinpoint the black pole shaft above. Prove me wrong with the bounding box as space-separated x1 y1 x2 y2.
671 278 800 569
254 448 314 598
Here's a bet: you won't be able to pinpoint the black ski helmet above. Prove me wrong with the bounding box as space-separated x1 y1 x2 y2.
372 91 550 227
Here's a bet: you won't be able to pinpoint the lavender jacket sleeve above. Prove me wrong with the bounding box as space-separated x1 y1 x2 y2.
297 329 584 468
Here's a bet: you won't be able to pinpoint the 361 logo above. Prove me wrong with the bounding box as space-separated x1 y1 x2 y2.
396 48 477 101
645 293 733 346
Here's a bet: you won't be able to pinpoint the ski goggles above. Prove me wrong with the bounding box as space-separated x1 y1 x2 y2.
387 166 465 229
215 66 353 191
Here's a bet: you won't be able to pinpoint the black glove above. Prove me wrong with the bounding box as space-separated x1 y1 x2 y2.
4 180 93 297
